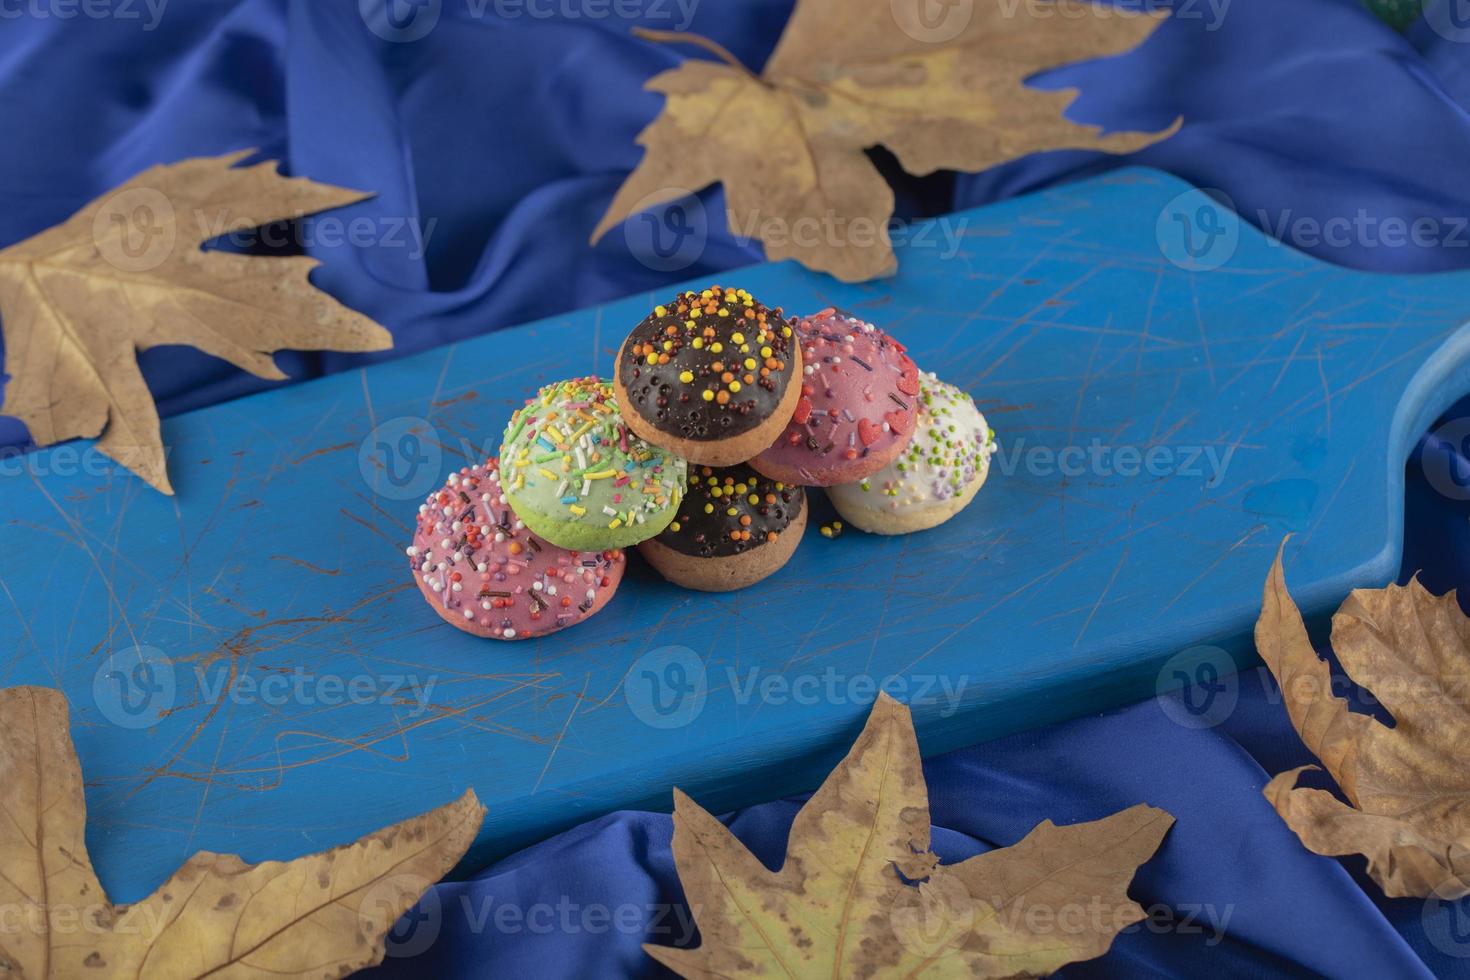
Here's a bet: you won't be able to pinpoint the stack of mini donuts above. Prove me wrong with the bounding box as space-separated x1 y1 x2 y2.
407 285 998 640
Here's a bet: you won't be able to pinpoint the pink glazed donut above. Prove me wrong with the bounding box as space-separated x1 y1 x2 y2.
407 458 626 640
750 309 920 486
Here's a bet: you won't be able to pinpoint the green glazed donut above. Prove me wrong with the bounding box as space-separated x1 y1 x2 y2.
500 376 688 550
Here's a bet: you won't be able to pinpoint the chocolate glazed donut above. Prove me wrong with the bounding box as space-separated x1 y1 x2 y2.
639 463 807 592
614 286 802 466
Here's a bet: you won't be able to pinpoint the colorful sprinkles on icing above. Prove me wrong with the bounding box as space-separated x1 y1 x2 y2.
408 458 624 638
502 377 686 531
653 463 803 559
618 286 796 440
760 308 917 466
855 372 997 510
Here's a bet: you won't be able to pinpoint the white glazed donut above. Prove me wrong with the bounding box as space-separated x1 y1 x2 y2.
826 372 996 535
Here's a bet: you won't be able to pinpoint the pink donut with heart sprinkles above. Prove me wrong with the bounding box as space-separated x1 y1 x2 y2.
408 459 626 639
750 309 920 486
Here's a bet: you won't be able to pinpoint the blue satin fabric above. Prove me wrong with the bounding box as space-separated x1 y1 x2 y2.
5 1 1470 976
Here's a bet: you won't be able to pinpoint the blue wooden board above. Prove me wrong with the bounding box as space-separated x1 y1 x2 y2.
4 168 1470 903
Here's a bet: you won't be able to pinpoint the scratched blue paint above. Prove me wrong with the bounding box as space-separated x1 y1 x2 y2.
2 169 1469 903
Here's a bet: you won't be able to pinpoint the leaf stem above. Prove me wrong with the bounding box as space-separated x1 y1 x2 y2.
632 27 761 83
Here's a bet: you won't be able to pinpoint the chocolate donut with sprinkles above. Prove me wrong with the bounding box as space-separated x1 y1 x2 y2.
408 459 626 640
501 377 687 551
751 308 920 487
639 463 807 592
614 285 801 466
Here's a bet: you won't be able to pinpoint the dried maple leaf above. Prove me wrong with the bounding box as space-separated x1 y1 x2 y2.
646 692 1173 977
1257 543 1470 899
0 150 393 495
0 686 484 978
592 0 1180 282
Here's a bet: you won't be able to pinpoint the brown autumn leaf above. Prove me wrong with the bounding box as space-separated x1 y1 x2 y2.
0 150 394 495
0 686 484 978
646 692 1173 978
592 0 1180 282
1256 543 1470 899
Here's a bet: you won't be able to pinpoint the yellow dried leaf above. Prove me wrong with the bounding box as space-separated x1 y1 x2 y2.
647 692 1173 977
1257 542 1470 898
593 0 1180 282
0 151 394 494
0 686 484 978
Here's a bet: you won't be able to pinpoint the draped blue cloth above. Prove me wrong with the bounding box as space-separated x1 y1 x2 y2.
4 0 1470 976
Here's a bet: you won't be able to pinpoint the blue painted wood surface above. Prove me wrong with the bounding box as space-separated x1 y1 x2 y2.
3 168 1470 903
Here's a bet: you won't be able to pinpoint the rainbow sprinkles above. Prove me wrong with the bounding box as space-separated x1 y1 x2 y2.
501 377 687 550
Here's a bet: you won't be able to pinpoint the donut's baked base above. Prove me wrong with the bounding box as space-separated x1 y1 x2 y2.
639 500 807 592
750 425 913 488
413 560 624 639
614 340 803 467
829 466 990 535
